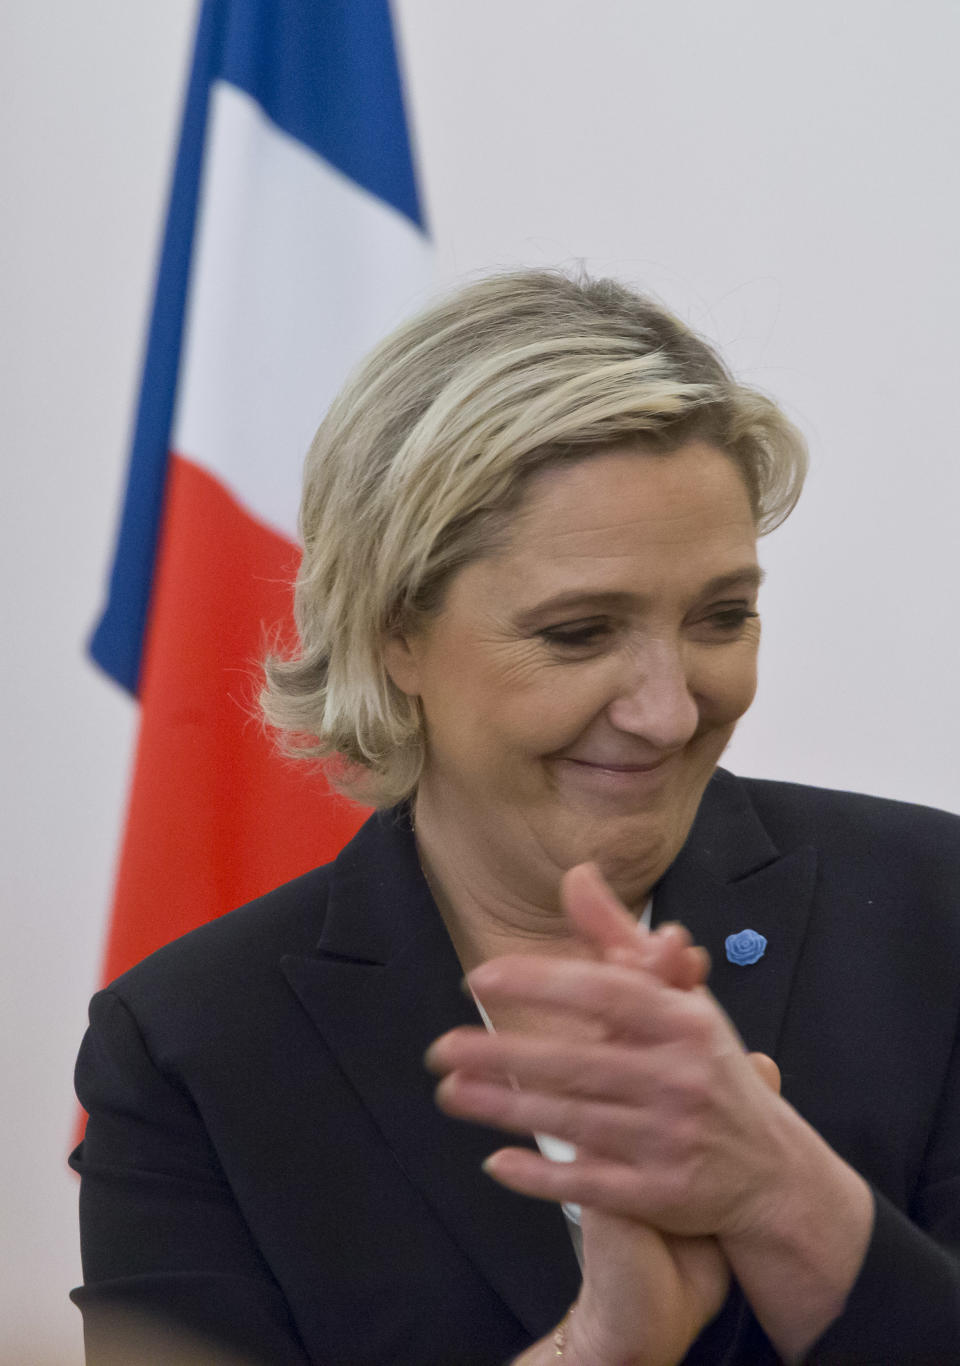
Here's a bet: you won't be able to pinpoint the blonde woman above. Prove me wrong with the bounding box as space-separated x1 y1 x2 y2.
72 271 960 1365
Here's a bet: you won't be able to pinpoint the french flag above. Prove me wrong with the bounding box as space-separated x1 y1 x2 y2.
90 0 433 984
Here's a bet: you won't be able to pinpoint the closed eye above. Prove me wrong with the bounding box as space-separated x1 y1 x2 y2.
538 618 614 650
701 605 759 634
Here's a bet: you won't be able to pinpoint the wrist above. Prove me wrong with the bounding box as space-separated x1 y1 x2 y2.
520 1280 689 1366
510 1303 581 1366
553 1303 577 1358
723 1103 871 1257
561 1293 656 1366
719 1113 874 1359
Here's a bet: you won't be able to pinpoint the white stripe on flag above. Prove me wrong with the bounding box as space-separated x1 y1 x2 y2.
173 81 434 541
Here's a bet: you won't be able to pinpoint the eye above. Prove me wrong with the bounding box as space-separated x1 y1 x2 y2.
538 618 614 651
701 605 760 635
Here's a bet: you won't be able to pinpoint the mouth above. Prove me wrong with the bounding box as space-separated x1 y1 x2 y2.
561 756 671 773
552 752 676 797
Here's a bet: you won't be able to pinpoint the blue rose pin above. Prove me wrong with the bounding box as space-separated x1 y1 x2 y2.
725 928 767 966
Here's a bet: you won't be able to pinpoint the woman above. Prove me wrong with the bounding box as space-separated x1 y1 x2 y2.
71 271 960 1364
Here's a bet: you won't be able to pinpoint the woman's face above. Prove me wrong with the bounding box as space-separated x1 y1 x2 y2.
385 442 762 908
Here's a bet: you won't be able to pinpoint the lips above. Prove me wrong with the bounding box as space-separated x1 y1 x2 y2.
551 754 677 801
562 756 670 773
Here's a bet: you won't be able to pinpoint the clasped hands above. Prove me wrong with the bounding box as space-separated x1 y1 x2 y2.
425 865 787 1366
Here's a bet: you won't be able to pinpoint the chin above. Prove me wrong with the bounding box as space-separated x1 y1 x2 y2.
572 814 678 902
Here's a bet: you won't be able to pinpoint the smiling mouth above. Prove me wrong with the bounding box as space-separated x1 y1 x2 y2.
562 757 671 773
550 754 678 801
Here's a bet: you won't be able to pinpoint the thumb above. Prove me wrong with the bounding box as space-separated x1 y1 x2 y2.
748 1052 781 1094
560 862 646 955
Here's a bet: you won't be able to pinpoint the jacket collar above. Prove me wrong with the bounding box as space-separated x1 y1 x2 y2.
653 768 818 1060
282 805 581 1340
281 770 817 1339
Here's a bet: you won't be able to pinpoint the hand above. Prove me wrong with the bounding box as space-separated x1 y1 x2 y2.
571 867 735 1364
432 866 787 1243
565 866 782 1365
432 864 870 1361
431 865 778 1366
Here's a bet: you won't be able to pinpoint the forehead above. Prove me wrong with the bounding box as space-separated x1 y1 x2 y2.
500 441 756 578
435 442 760 627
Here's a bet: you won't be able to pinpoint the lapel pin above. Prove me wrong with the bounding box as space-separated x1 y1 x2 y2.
725 929 767 966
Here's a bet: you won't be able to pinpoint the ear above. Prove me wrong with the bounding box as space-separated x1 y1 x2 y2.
381 629 422 696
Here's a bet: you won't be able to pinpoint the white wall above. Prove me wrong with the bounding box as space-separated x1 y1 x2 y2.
2 2 957 1360
1 6 197 1361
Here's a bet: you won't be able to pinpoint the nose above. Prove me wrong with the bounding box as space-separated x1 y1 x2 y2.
605 642 699 751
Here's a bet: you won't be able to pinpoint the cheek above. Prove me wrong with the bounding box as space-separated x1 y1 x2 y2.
514 661 621 741
461 665 613 765
691 645 759 724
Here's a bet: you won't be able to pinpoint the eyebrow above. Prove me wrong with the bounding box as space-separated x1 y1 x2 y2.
701 566 766 594
514 567 765 628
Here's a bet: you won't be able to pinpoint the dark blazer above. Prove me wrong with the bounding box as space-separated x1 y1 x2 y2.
71 770 960 1364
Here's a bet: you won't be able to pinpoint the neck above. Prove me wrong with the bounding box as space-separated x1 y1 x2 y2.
413 787 651 1039
412 784 635 975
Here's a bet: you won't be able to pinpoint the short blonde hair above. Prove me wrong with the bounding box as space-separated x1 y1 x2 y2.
262 269 807 805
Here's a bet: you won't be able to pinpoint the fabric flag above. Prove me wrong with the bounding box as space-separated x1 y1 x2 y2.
90 0 433 986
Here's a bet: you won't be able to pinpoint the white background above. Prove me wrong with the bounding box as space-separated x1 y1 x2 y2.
2 2 958 1360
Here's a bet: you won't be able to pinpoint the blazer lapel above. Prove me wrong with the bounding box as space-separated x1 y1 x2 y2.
653 769 818 1060
281 809 580 1342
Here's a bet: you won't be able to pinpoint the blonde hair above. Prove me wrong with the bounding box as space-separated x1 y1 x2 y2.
262 269 807 805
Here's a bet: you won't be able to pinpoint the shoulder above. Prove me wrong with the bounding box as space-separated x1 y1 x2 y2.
728 773 960 921
89 803 417 1069
736 772 960 859
115 860 334 987
95 861 336 1064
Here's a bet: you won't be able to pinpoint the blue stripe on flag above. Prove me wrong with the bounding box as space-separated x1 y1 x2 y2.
89 0 424 692
89 0 225 692
221 0 425 230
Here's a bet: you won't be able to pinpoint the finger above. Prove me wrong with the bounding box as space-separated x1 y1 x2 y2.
427 1027 667 1104
673 944 711 991
481 1145 657 1222
560 864 710 998
467 954 709 1046
622 922 691 978
747 1052 781 1094
436 1072 662 1164
561 862 650 955
607 928 708 992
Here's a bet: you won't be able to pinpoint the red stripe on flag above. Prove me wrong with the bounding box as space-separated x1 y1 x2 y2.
100 453 368 986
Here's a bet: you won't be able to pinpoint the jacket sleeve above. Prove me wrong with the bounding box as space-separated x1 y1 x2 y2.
71 987 312 1366
805 1019 960 1364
